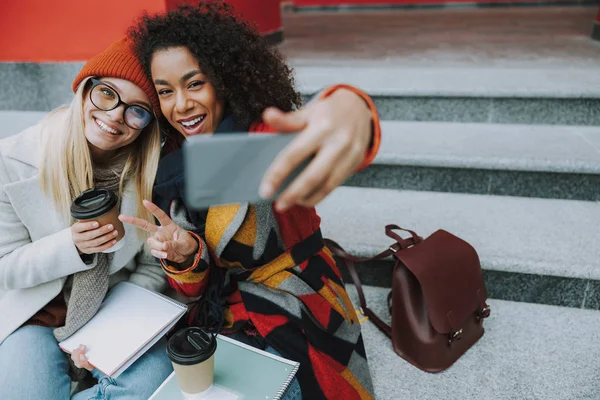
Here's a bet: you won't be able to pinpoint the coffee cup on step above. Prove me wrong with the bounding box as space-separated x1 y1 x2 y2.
71 187 125 253
167 327 217 399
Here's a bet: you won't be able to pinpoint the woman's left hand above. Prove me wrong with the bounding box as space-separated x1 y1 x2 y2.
260 87 372 212
71 344 94 371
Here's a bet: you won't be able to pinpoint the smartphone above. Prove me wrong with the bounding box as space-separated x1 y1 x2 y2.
183 133 310 210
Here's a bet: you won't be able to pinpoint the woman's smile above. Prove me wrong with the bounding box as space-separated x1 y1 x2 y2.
94 117 122 136
177 113 207 135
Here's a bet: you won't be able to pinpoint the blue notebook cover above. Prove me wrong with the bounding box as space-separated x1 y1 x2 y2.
150 335 300 400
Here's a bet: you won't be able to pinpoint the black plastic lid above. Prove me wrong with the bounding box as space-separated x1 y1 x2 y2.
70 188 118 220
167 327 217 365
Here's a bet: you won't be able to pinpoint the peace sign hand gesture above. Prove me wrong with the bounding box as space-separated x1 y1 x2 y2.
118 200 198 264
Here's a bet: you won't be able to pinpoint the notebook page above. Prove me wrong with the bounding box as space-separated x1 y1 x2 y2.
150 373 239 400
214 335 299 399
59 282 186 377
111 315 180 378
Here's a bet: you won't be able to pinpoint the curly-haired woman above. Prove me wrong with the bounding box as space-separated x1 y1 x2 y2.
121 3 381 399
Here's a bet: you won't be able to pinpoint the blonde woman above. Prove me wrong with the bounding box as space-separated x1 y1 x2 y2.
0 38 172 399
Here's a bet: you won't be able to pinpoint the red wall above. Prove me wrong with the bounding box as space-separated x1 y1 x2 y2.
0 0 282 62
0 0 166 62
225 0 283 34
167 0 283 35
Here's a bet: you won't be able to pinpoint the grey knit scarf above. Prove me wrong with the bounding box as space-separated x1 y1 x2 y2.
54 154 128 380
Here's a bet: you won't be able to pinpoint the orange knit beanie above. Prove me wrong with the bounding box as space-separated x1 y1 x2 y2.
72 37 161 118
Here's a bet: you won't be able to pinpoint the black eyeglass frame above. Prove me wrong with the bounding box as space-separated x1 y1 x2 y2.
89 78 154 130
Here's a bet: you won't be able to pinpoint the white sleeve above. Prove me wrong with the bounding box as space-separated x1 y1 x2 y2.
0 154 92 290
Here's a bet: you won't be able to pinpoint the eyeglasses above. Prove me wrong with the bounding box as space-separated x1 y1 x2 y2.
89 78 153 130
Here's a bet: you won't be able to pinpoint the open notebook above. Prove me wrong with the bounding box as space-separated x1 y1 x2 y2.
59 281 187 378
150 335 300 400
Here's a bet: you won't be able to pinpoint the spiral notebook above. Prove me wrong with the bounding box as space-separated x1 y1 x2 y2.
149 335 300 400
58 281 187 378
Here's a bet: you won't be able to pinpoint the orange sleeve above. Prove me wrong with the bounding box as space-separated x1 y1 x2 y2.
318 84 381 171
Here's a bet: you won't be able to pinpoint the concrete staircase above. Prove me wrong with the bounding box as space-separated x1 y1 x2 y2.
284 9 600 396
300 65 600 398
296 63 600 311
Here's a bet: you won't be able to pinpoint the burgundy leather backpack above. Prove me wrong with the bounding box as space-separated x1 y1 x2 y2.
325 225 491 372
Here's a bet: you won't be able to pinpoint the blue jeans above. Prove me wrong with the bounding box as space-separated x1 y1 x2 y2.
0 325 173 400
263 344 302 400
226 331 302 400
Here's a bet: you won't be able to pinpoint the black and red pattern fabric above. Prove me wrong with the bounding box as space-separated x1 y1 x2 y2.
158 200 375 399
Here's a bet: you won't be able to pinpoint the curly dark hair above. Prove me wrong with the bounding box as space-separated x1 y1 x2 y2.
129 1 302 130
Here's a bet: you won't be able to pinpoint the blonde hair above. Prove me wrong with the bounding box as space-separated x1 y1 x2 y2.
40 76 161 238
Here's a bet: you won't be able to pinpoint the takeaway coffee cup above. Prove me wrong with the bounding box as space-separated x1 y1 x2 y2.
70 188 125 253
167 327 217 399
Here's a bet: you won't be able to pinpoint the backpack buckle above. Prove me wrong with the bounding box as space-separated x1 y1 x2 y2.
448 329 463 345
477 306 491 321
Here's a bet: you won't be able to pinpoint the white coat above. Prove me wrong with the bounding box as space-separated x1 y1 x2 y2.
0 123 166 344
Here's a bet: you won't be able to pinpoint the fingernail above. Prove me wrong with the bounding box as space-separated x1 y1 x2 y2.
92 222 99 228
113 231 118 236
259 182 274 199
107 225 113 230
275 201 288 212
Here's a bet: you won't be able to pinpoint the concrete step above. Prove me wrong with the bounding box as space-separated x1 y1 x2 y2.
316 187 600 310
346 121 600 201
2 63 600 126
353 285 600 400
295 66 600 125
